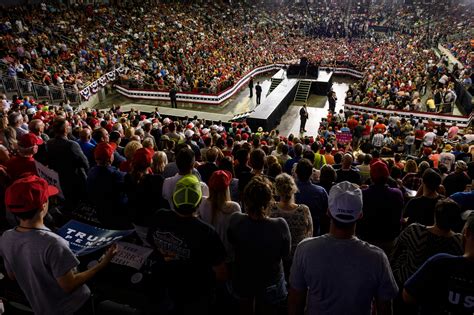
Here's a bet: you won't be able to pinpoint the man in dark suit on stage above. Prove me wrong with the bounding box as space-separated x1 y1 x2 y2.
328 90 337 112
255 82 262 105
169 85 178 108
248 77 254 97
300 103 309 133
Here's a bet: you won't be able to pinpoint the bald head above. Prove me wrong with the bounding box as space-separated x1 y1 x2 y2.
342 153 353 169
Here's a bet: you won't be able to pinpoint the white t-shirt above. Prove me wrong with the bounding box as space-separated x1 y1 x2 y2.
198 197 241 261
423 132 436 147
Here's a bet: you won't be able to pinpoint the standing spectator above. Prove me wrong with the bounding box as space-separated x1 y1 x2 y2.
270 173 312 270
47 118 89 207
372 130 384 150
336 153 361 185
255 82 262 105
289 181 398 315
198 170 241 261
404 169 444 226
403 214 474 314
197 147 219 184
392 199 463 287
443 160 471 196
162 147 208 209
0 175 117 315
125 148 167 226
402 160 422 191
284 143 303 174
439 144 455 171
294 158 328 236
5 133 41 181
228 176 291 315
357 161 404 255
147 174 227 315
87 142 128 228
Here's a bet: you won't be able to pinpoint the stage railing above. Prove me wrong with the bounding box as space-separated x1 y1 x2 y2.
114 64 364 104
344 103 473 128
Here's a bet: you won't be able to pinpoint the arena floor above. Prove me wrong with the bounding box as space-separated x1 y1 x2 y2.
100 74 353 137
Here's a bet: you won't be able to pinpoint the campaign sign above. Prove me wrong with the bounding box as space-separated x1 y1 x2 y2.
35 161 64 199
58 220 134 256
336 132 352 144
112 242 153 270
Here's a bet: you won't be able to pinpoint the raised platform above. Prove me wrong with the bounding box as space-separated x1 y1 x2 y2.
246 78 299 131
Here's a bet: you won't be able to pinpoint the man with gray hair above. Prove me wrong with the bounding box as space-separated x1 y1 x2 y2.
289 181 398 315
8 111 28 140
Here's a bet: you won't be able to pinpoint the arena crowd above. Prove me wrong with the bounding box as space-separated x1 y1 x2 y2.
0 0 473 314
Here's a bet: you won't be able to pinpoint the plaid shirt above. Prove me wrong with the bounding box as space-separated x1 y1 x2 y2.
402 173 423 191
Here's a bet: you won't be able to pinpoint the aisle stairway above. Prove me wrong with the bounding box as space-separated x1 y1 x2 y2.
267 78 283 96
294 80 312 103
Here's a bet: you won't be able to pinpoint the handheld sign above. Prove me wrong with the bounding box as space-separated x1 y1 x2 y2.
336 132 352 145
35 161 64 199
111 242 153 270
58 220 134 256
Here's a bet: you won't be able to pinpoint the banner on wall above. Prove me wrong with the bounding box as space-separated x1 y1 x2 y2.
80 66 125 100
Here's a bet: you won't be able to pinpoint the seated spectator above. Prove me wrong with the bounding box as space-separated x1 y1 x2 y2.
403 214 474 314
198 170 241 262
294 158 328 236
0 175 117 314
358 161 404 255
404 169 444 227
147 174 227 315
228 176 291 315
289 181 398 315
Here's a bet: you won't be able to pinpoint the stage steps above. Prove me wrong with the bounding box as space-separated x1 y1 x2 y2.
267 78 283 96
294 80 312 103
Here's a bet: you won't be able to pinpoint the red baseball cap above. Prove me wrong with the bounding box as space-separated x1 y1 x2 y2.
132 148 154 169
19 133 43 148
208 170 232 191
5 175 59 213
94 142 115 161
370 160 389 183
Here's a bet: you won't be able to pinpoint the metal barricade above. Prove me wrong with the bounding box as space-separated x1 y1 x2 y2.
17 78 35 96
64 88 80 105
2 76 19 93
33 83 51 101
50 86 65 103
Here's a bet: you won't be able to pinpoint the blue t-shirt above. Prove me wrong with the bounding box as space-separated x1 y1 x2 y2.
405 253 474 315
450 191 474 210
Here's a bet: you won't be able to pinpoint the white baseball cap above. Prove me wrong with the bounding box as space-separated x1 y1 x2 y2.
328 181 363 223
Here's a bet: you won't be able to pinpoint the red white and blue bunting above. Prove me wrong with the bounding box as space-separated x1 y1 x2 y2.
80 66 125 100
